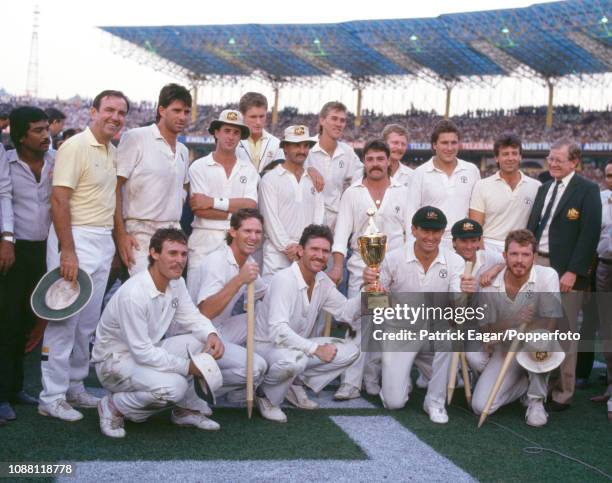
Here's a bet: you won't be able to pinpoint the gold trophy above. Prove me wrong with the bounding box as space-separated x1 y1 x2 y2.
358 208 389 309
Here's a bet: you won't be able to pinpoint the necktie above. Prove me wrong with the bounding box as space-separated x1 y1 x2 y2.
535 180 561 242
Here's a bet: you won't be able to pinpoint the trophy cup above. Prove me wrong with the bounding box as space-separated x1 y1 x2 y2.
358 208 389 309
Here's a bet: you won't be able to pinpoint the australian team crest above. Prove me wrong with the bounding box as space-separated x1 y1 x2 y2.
171 297 179 308
566 208 580 220
240 176 247 184
460 176 468 183
439 269 448 278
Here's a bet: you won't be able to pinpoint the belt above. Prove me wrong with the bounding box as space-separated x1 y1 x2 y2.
599 258 612 266
537 251 550 258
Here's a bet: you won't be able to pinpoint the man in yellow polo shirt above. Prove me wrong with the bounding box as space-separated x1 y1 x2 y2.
38 90 129 422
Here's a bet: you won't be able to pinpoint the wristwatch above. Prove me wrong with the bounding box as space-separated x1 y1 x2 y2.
1 234 15 243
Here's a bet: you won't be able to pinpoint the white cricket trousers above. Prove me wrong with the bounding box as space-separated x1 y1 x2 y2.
471 350 549 416
256 337 359 406
40 226 115 405
125 219 181 276
186 227 226 300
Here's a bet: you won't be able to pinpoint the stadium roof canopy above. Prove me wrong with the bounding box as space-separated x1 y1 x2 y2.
101 0 611 85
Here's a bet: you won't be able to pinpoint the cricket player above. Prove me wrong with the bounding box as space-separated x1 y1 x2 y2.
382 123 413 188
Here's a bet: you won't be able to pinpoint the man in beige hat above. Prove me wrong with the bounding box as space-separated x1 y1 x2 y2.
259 125 324 279
187 109 259 300
471 229 563 427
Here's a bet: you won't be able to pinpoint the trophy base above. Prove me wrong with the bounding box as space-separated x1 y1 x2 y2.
366 292 389 310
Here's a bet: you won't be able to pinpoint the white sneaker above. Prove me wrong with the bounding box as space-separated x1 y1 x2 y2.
98 396 126 438
38 399 83 422
185 398 213 416
364 380 381 396
416 373 429 389
423 401 449 424
171 408 220 431
66 388 101 408
255 396 287 423
286 385 319 410
525 399 548 427
333 383 360 401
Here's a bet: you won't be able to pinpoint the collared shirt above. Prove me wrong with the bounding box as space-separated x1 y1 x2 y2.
255 262 361 354
5 149 54 240
305 138 363 228
196 244 267 324
538 170 576 254
379 241 465 292
598 189 612 259
117 124 189 222
0 144 13 233
92 269 217 374
52 127 116 227
237 130 283 173
470 249 505 286
470 171 541 242
332 180 412 257
189 153 259 231
391 163 414 189
259 164 324 252
410 158 481 236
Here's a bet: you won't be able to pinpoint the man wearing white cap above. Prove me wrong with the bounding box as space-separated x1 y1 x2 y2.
259 125 324 279
187 110 259 300
39 90 129 422
331 139 412 400
114 84 192 275
471 230 563 427
93 228 225 438
254 224 361 423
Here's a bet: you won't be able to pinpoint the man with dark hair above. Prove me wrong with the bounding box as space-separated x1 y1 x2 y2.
259 125 323 279
39 90 129 422
92 228 225 438
469 133 540 253
253 224 361 422
187 110 258 300
0 107 53 422
114 83 192 275
527 139 601 411
381 124 413 188
305 101 362 231
410 119 480 248
331 139 413 400
45 107 66 145
237 92 283 173
471 229 563 427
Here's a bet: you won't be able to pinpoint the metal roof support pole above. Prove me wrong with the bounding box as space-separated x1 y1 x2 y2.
355 86 363 128
444 85 452 119
271 85 280 127
191 83 199 124
545 78 554 129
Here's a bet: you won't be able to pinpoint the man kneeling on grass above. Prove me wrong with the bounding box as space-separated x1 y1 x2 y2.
92 228 225 438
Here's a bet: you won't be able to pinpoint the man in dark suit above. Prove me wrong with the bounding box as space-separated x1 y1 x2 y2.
527 139 602 411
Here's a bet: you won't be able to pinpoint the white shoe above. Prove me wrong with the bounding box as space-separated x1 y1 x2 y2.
38 399 83 422
333 383 360 401
171 408 220 431
525 399 548 427
364 380 381 396
423 401 449 424
416 373 429 389
66 388 101 409
185 398 213 416
286 385 319 410
98 396 126 438
256 396 287 423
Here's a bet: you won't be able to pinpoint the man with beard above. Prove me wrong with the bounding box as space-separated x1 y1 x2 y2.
194 209 267 412
0 107 53 423
331 139 412 400
93 228 225 438
187 110 258 300
39 90 129 421
382 124 413 189
469 134 540 253
254 224 361 423
259 125 323 279
114 84 192 275
471 230 562 427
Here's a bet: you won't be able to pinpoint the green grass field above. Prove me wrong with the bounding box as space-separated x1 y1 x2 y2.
2 349 611 482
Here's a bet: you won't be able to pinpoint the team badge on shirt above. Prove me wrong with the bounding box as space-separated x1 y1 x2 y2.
566 208 580 220
460 176 468 184
524 198 532 205
395 206 400 214
240 176 247 184
339 161 344 168
171 297 179 308
311 187 316 195
439 269 448 278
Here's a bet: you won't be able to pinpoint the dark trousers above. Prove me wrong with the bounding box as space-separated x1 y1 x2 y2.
0 240 47 401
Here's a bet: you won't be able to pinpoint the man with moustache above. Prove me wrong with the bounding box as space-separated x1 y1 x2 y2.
382 124 413 189
258 125 324 279
331 139 412 400
39 90 130 421
469 134 540 253
253 224 361 423
93 228 225 438
410 120 480 248
114 84 192 275
187 110 258 300
0 107 54 423
527 139 601 411
471 230 562 427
